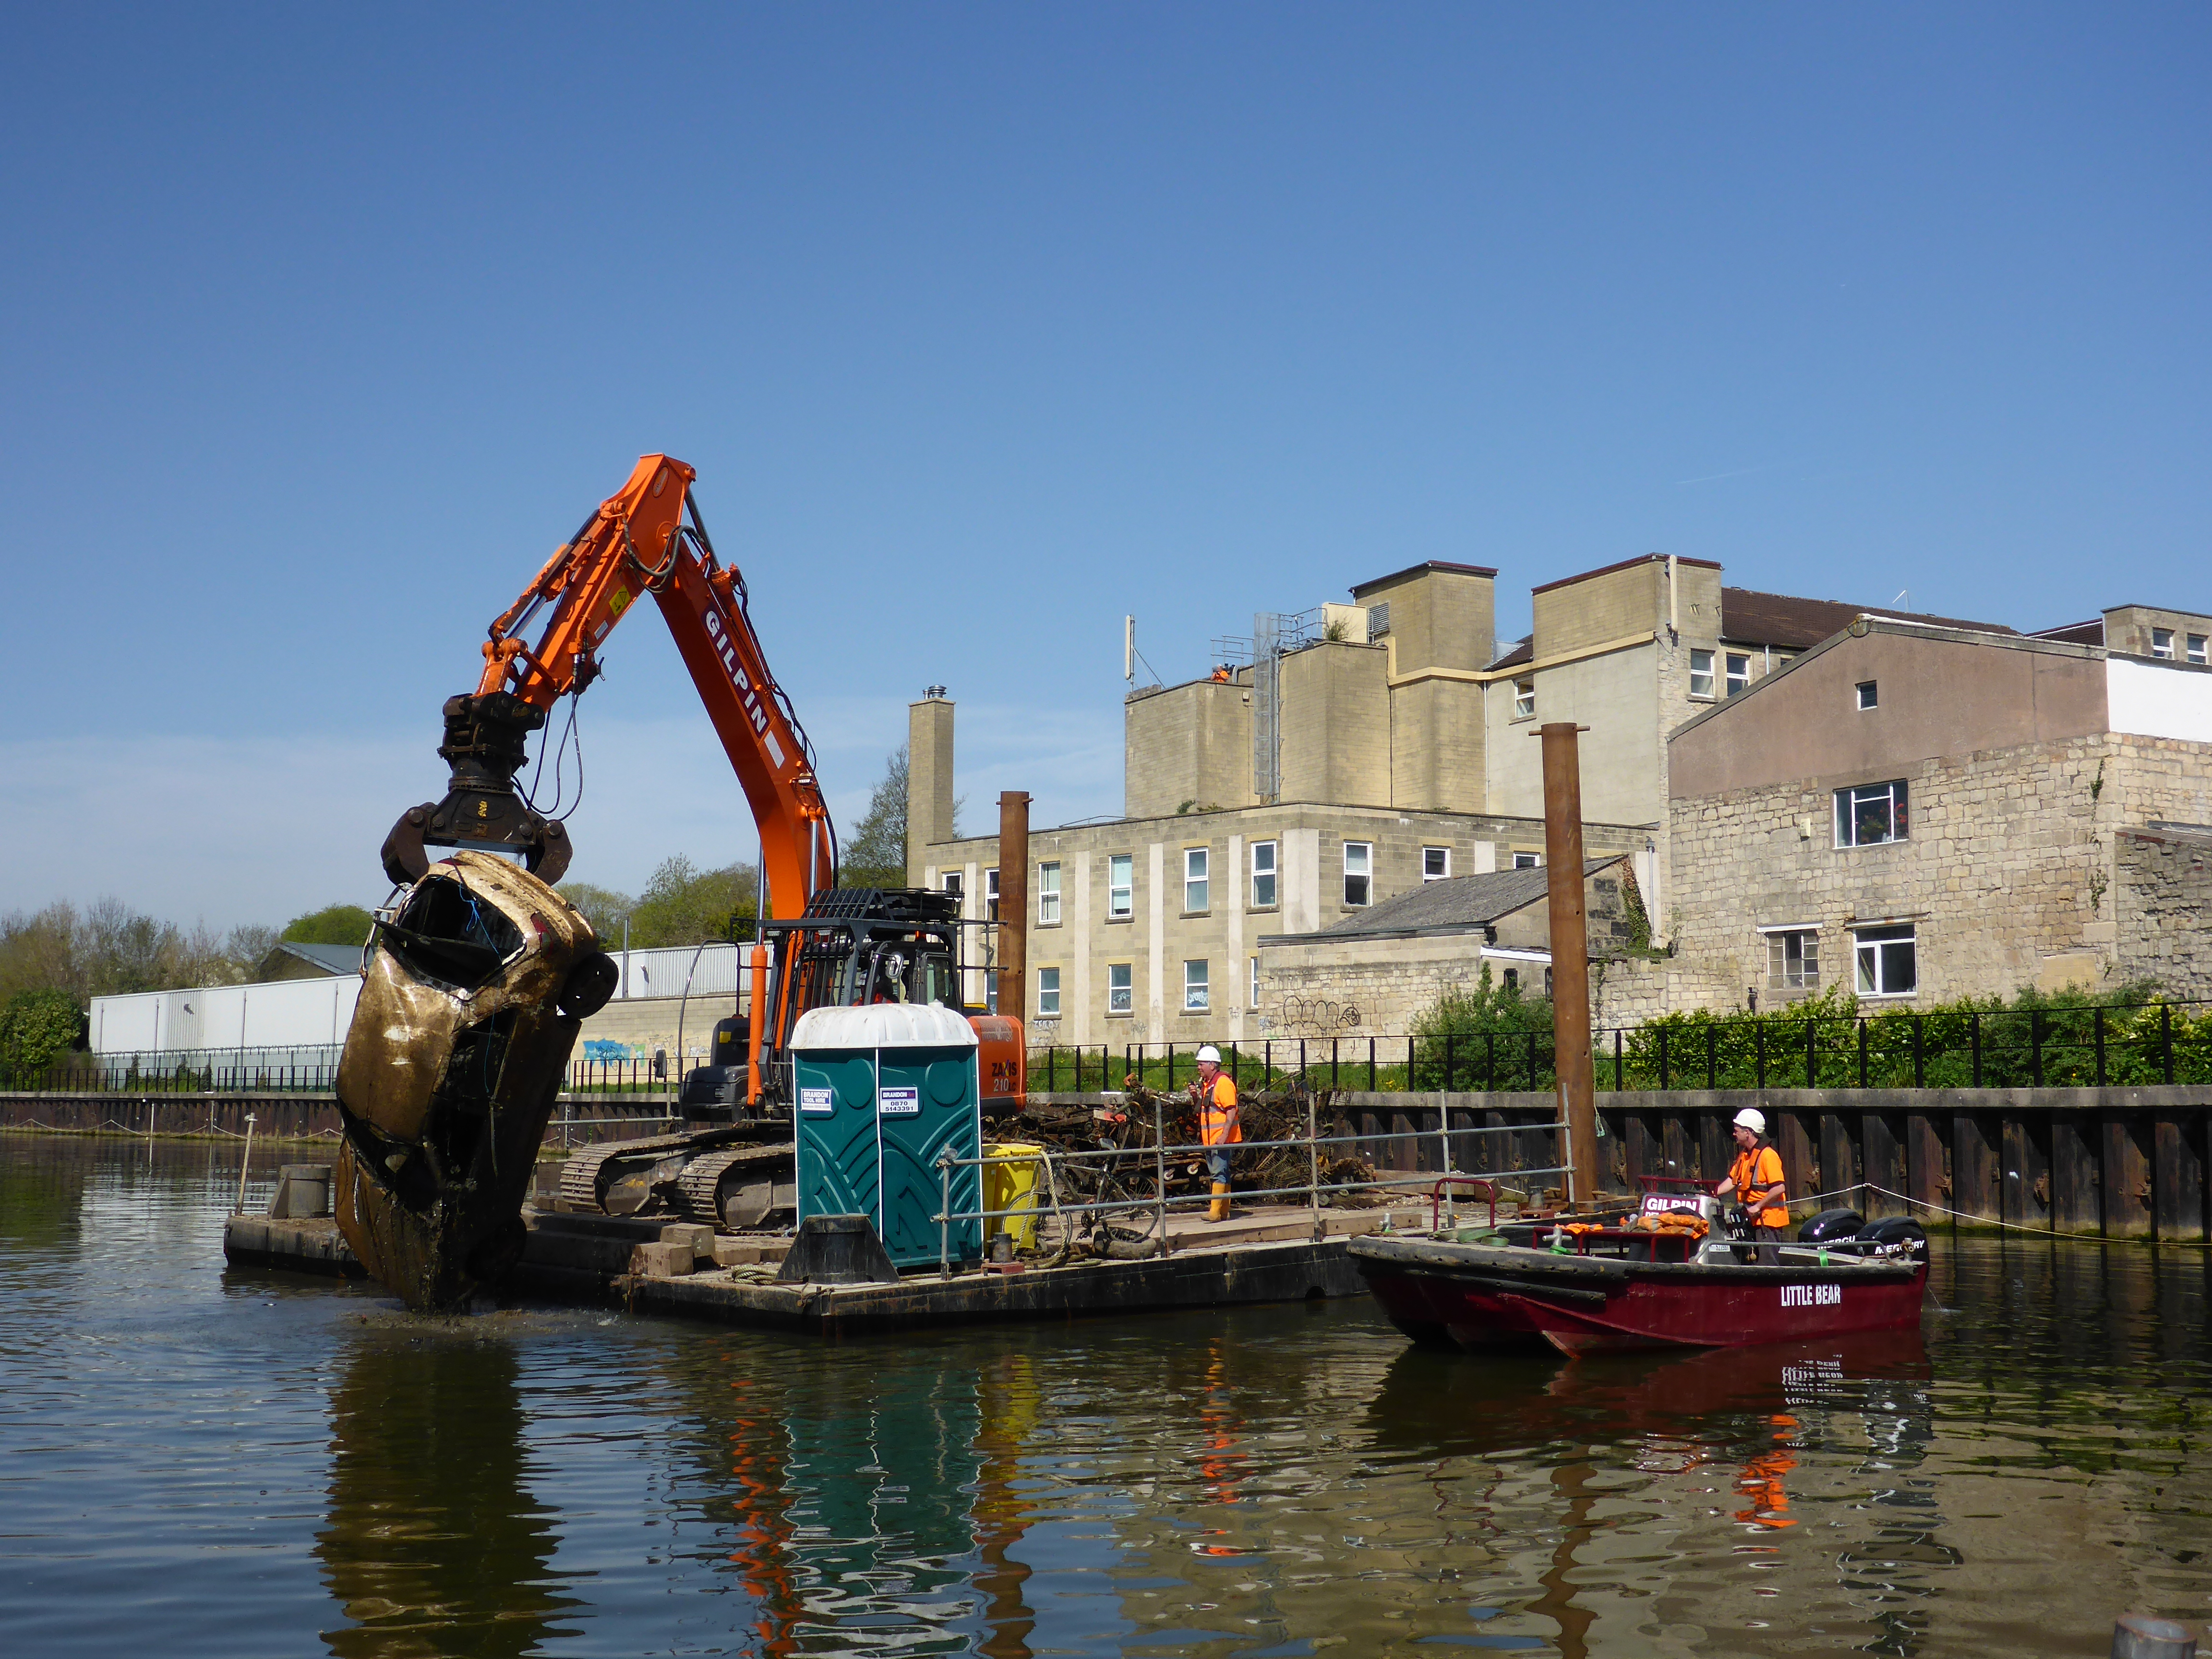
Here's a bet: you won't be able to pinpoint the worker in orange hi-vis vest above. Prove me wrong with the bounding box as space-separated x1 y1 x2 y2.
1714 1106 1790 1264
1188 1046 1242 1223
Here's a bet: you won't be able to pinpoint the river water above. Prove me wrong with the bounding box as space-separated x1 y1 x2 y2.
2 1137 2207 1658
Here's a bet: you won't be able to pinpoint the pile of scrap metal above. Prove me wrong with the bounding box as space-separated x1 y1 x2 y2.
991 1081 1384 1214
333 853 618 1312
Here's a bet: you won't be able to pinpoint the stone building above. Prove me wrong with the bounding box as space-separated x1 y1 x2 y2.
909 554 2010 1045
1257 858 1650 1036
1664 616 2212 1008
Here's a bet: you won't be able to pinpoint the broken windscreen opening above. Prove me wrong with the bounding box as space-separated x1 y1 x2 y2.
381 873 525 992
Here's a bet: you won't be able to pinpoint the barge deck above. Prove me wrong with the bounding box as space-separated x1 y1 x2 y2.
224 1202 1396 1332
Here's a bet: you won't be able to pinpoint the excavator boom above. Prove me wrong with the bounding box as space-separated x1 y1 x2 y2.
381 455 835 913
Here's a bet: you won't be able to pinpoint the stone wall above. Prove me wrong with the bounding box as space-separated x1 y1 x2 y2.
2115 826 2212 998
1123 678 1257 819
577 995 734 1065
1666 731 2212 1011
1255 863 1651 1039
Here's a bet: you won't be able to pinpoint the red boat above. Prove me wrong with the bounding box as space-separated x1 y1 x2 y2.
1351 1183 1929 1356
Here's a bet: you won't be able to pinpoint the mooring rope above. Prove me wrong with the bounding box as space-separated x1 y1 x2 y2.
1832 1180 2096 1242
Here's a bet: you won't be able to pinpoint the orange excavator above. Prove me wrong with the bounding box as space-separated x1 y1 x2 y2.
378 454 1023 1226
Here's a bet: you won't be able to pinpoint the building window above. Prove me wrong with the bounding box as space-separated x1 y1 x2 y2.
1725 652 1751 697
1856 680 1878 710
1422 846 1450 881
1184 847 1209 913
985 868 999 923
1513 851 1541 870
1689 649 1715 698
1037 862 1060 926
1766 930 1819 989
2152 627 2176 659
1250 955 1260 1009
1107 962 1132 1013
942 871 963 899
1342 842 1372 906
1854 925 1917 996
1513 679 1535 719
1835 780 1909 847
2190 634 2209 665
1036 966 1060 1017
1183 959 1209 1012
1250 840 1277 908
1107 854 1132 919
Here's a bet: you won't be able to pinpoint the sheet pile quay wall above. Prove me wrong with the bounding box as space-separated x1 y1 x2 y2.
1323 1085 2212 1242
12 1083 2212 1241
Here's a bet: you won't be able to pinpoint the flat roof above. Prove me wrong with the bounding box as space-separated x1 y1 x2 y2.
1349 560 1498 598
1530 553 1721 597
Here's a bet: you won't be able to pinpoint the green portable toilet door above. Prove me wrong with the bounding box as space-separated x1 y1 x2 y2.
793 1050 880 1227
876 1047 980 1267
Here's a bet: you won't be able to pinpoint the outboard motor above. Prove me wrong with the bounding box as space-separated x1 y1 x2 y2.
1853 1214 1929 1260
1798 1207 1866 1244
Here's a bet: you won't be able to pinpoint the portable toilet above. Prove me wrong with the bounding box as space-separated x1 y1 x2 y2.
789 1003 982 1270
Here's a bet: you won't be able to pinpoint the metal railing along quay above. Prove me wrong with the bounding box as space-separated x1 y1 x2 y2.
928 1093 1572 1278
1030 998 2212 1096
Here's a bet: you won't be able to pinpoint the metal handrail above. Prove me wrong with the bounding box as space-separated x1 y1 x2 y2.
929 1121 1570 1276
1429 1177 1500 1232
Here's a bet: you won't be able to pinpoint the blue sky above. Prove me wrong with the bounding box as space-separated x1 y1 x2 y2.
2 5 2206 928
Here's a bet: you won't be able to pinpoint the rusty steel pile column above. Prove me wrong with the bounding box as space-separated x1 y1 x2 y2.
997 791 1030 1023
1539 722 1600 1207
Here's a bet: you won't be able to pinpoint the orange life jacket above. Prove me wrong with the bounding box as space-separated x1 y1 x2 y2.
1730 1144 1788 1228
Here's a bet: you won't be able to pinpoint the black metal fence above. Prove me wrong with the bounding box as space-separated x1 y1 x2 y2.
1032 999 2212 1095
1 1048 679 1097
12 1000 2212 1098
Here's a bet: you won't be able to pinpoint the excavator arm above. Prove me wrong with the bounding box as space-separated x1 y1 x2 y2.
380 454 836 918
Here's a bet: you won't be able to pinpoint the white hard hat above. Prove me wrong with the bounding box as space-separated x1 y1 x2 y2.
1196 1045 1222 1064
1733 1108 1766 1135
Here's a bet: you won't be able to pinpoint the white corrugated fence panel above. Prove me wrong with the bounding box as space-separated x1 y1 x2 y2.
615 943 743 999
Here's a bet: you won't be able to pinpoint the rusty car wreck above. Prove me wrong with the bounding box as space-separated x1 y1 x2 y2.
333 851 615 1311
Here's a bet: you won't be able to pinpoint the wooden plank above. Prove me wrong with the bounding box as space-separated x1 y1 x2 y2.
1662 1115 1694 1185
1387 1107 1417 1174
1952 1111 2001 1223
1698 1113 1731 1186
1907 1113 1945 1215
2001 1115 2051 1229
2153 1115 2207 1243
1624 1114 1657 1190
2050 1112 2099 1235
2103 1113 2154 1238
1862 1112 1905 1218
1777 1112 1816 1212
1818 1113 1860 1212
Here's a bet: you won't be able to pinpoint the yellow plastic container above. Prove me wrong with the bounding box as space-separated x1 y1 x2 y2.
982 1142 1044 1249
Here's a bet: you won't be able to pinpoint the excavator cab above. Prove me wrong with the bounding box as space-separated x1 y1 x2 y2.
677 887 970 1122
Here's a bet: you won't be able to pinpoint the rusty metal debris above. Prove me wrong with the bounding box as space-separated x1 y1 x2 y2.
333 851 615 1311
990 1080 1383 1262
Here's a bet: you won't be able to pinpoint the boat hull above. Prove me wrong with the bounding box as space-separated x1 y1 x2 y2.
1352 1236 1926 1355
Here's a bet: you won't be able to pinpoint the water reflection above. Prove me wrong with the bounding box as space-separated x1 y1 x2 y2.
316 1332 575 1657
8 1137 2212 1659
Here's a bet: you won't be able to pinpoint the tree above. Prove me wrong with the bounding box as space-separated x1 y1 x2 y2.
840 744 910 890
0 987 84 1072
626 855 761 946
2 900 282 1004
282 904 377 947
556 882 636 943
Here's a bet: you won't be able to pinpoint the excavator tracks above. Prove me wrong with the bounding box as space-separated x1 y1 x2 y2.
675 1144 796 1227
553 1126 789 1219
